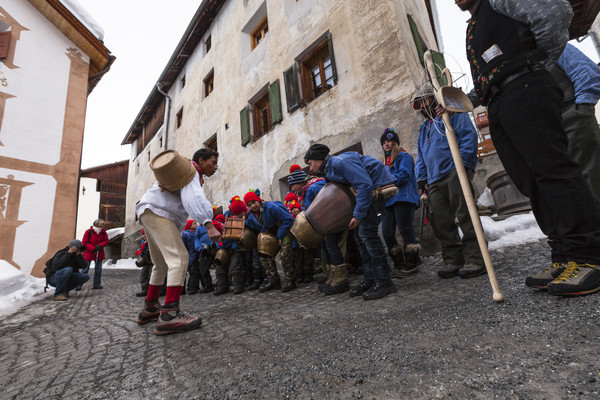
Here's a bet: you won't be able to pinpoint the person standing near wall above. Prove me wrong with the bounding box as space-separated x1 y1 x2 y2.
80 219 109 290
379 128 421 276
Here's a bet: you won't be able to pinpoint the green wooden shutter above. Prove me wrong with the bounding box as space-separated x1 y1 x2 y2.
269 79 283 125
283 64 301 113
327 32 338 84
240 106 250 146
431 50 448 86
407 14 425 67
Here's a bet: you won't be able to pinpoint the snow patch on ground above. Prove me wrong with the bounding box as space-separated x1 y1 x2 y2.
103 258 139 270
0 261 51 318
482 212 546 250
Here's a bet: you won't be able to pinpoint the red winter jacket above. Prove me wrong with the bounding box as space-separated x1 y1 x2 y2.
81 227 109 261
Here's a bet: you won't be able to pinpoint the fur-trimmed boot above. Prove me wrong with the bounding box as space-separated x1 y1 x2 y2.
322 264 350 295
318 264 333 292
402 243 422 275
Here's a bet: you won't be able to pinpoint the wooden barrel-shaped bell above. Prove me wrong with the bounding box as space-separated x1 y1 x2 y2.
214 248 230 267
290 211 323 248
150 150 196 192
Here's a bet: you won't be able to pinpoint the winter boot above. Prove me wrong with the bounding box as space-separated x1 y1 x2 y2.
303 251 315 283
247 265 264 291
317 264 332 291
213 264 229 296
362 280 397 301
136 300 161 325
322 264 350 295
154 301 202 335
245 265 254 287
281 278 297 293
259 276 281 292
258 258 281 293
399 243 422 276
233 270 246 295
349 280 373 297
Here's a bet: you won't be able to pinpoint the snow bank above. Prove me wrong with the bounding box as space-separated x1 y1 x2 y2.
107 227 124 240
103 258 139 270
482 212 546 250
0 261 51 318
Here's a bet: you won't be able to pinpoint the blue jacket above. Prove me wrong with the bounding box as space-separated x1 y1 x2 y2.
385 152 420 208
301 178 326 209
251 201 294 240
182 230 198 264
194 225 211 253
415 113 478 185
556 43 600 105
324 152 395 220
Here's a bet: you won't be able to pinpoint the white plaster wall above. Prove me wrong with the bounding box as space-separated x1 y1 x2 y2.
76 177 100 240
0 0 90 165
0 168 56 275
124 0 436 232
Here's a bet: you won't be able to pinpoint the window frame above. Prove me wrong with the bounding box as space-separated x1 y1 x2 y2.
205 35 212 53
204 133 218 153
176 107 183 129
250 16 269 50
204 69 214 98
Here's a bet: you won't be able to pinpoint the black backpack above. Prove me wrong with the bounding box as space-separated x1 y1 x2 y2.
43 247 67 292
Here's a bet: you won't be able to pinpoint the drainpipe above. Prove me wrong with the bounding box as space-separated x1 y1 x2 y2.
156 82 171 150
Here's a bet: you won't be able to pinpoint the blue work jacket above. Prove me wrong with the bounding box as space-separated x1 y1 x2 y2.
385 151 420 208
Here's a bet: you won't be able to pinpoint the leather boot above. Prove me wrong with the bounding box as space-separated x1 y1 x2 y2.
318 264 332 291
213 264 229 296
247 265 264 291
259 276 281 292
362 280 397 300
259 258 281 293
245 265 254 287
349 280 373 297
322 264 350 295
233 270 245 295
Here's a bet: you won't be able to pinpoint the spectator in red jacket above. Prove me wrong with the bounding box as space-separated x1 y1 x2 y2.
79 219 109 290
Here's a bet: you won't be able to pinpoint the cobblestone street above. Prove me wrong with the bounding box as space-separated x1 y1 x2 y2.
1 239 599 399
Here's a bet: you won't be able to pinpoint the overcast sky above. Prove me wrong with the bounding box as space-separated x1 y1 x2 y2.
79 0 600 169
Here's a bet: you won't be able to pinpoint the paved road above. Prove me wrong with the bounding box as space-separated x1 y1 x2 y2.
1 239 598 399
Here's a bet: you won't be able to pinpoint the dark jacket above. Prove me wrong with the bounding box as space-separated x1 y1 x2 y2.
82 227 109 261
46 247 87 279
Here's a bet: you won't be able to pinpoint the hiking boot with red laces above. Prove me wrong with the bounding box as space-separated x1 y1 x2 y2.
547 262 600 297
136 300 161 325
154 302 202 335
525 262 567 289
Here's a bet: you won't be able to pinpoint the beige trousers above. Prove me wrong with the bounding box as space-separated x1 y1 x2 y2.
139 209 187 287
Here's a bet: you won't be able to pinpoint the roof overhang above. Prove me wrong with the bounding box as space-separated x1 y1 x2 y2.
121 0 227 145
28 0 113 94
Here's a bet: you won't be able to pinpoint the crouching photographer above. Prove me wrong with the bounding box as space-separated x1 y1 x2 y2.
44 239 90 301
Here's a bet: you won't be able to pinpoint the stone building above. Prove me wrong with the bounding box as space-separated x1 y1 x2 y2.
121 0 444 255
0 0 113 277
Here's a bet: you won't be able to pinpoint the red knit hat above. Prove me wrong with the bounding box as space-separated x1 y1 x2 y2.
243 191 261 205
212 220 224 234
184 220 195 231
215 214 225 223
284 192 298 205
289 164 302 173
288 200 302 211
229 195 247 215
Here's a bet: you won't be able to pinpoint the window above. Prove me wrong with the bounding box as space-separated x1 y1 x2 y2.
176 108 183 129
283 31 338 111
253 90 271 139
251 16 268 50
407 14 447 86
180 74 186 89
205 35 212 53
205 134 218 153
204 69 214 98
240 80 283 146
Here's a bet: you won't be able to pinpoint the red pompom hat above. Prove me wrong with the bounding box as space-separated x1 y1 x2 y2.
289 164 302 173
284 192 298 204
288 200 302 211
229 195 247 215
243 191 262 205
184 219 195 231
215 214 226 223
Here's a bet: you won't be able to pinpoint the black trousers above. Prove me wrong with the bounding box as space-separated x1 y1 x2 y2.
488 70 600 263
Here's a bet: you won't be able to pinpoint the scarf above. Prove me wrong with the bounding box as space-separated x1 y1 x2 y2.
191 160 204 185
92 226 103 234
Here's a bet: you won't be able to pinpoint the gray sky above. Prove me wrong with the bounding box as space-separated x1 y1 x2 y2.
79 1 600 169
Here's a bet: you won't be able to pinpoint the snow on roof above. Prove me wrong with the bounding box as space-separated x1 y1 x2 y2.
107 227 124 240
59 0 104 41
